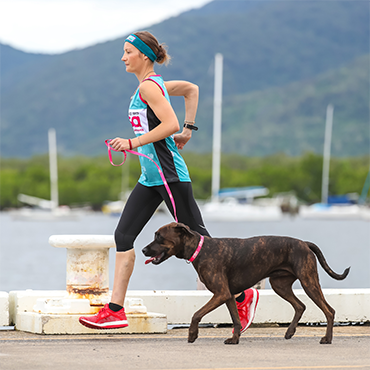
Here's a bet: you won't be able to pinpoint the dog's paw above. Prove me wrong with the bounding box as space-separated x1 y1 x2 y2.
284 331 294 340
188 322 199 343
224 337 239 345
320 336 332 344
187 336 197 343
285 328 295 339
187 331 198 343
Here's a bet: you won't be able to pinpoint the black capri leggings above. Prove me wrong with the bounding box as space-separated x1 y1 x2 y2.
114 182 210 252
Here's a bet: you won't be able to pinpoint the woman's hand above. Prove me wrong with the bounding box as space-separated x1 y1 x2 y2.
174 129 192 150
109 137 130 151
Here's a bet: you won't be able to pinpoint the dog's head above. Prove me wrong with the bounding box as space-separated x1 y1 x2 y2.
142 222 197 265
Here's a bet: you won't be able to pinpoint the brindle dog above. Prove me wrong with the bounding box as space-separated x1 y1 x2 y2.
142 222 350 345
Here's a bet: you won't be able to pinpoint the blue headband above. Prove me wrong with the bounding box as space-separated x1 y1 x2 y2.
125 34 157 62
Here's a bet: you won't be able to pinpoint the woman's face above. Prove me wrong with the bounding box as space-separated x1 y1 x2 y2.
121 42 144 73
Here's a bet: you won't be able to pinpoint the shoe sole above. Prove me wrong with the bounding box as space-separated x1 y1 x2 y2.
79 318 128 330
240 288 259 334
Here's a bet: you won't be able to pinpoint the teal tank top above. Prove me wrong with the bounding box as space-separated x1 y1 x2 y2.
128 75 191 186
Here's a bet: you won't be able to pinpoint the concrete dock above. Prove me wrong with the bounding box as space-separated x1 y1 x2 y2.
1 324 369 370
1 229 369 369
2 288 370 370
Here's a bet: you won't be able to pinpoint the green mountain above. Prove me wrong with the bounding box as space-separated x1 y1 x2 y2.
202 54 369 156
1 0 369 157
0 44 53 76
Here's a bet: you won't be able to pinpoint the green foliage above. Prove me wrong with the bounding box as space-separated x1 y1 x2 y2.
0 168 21 208
1 153 368 209
184 152 370 205
0 155 141 209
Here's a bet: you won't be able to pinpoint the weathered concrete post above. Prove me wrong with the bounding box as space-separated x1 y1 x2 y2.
49 235 114 305
11 235 167 334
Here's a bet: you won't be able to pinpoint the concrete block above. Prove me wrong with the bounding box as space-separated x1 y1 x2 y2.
9 290 166 335
9 290 65 325
9 290 148 323
127 290 228 324
0 291 9 326
254 289 370 324
16 311 167 335
126 289 370 325
9 289 369 330
324 289 370 322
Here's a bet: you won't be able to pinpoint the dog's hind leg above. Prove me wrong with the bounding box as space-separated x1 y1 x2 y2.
299 273 335 344
269 274 306 340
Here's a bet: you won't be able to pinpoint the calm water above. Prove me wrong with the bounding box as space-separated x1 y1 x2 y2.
0 211 369 292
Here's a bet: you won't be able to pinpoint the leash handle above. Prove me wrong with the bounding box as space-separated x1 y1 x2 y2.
105 139 178 223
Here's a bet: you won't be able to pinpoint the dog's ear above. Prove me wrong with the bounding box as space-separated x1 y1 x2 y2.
174 223 197 238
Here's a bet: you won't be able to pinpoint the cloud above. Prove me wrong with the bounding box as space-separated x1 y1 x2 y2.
0 0 210 54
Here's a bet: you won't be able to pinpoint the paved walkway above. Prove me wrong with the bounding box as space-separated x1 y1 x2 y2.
1 325 369 370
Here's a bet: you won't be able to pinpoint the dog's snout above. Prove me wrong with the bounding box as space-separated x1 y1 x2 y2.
142 241 155 256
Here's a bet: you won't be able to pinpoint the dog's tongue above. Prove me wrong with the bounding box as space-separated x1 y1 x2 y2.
145 257 156 265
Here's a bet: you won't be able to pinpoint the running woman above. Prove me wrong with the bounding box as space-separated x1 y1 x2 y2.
79 31 259 333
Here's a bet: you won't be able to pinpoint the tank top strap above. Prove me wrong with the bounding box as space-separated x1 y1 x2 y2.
141 76 166 97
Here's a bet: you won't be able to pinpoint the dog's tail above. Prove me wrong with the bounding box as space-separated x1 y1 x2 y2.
305 241 350 280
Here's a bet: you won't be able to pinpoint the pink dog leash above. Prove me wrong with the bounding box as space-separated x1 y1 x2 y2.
105 139 178 223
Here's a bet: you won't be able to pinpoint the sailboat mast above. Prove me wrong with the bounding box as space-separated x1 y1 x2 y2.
48 128 59 209
211 53 223 202
321 104 334 204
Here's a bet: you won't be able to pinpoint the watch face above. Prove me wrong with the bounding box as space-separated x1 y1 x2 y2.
184 123 198 130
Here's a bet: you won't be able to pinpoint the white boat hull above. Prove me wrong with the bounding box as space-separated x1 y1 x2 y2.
10 207 80 221
300 204 370 220
201 201 283 222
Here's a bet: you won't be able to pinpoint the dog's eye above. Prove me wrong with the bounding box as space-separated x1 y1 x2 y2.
155 234 164 244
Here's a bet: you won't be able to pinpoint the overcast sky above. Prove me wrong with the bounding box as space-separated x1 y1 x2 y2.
0 0 211 54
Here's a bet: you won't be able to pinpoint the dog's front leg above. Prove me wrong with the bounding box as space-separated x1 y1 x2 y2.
224 298 241 344
188 294 230 343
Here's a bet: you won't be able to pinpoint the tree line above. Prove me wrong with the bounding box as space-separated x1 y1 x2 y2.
0 152 368 210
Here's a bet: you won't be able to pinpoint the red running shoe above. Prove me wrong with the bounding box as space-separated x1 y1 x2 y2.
234 288 259 334
79 304 128 329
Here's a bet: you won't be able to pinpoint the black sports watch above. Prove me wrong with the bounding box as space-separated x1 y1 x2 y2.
183 123 198 131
